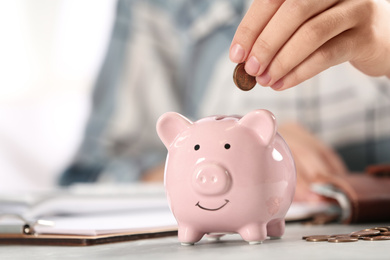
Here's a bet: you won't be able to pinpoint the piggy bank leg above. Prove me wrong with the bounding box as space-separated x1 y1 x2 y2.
178 226 204 246
238 223 267 245
266 219 285 239
205 233 225 241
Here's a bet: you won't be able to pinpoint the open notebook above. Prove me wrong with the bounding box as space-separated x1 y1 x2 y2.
0 183 334 245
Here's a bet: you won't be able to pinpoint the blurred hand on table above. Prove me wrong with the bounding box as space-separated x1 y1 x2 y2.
279 122 347 202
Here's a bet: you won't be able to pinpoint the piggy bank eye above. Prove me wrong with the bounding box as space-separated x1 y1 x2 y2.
224 143 231 149
194 144 200 151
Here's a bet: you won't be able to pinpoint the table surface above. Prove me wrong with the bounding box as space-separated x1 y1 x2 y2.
1 222 389 260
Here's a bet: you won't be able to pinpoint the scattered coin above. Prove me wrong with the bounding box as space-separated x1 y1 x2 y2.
359 228 376 231
329 234 351 238
304 225 390 244
302 226 390 243
328 236 358 243
233 63 256 91
362 236 390 241
373 227 388 232
305 235 330 242
350 230 380 237
301 235 326 240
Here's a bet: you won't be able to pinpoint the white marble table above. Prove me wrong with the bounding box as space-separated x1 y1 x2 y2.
1 223 390 260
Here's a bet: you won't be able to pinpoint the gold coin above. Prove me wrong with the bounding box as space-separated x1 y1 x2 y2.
233 63 256 91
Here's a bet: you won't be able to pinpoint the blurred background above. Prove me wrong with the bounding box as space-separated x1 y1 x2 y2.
0 0 116 191
2 0 389 194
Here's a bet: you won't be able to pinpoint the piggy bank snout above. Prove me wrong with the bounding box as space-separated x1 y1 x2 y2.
192 164 231 196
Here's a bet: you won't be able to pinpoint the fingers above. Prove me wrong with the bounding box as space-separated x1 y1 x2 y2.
279 121 346 186
256 2 357 87
294 168 325 202
271 29 357 90
294 145 336 182
319 145 348 176
245 0 339 77
230 0 284 63
293 144 347 203
293 150 332 202
290 122 348 176
231 0 389 90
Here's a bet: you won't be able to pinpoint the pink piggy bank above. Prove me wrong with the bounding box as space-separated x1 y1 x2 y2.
156 109 296 245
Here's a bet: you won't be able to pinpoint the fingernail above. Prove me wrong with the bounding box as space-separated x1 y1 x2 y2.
230 44 245 63
245 56 261 76
271 79 284 90
256 72 271 86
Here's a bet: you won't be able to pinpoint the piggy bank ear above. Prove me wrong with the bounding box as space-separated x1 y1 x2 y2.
156 112 193 148
238 109 277 146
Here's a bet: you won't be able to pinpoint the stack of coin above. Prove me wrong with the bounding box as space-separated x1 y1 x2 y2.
303 226 390 243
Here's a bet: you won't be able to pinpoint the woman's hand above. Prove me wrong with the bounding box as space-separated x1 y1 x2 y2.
230 0 390 90
278 122 348 202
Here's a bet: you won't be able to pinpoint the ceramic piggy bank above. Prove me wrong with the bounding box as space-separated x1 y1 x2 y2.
156 109 296 245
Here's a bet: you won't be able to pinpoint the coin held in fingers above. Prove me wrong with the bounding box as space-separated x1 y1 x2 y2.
233 63 256 91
